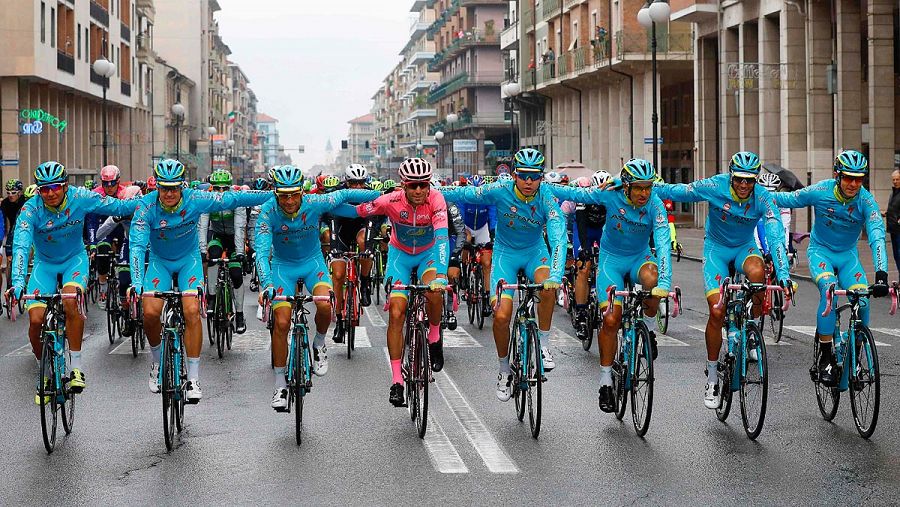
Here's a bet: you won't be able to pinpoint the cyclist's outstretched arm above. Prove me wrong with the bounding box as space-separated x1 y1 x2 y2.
315 188 381 213
252 204 275 291
860 187 889 273
198 213 210 254
439 182 504 205
758 188 790 282
651 196 673 292
771 180 829 209
543 193 567 283
10 202 36 291
234 207 247 257
653 177 719 203
77 185 138 218
193 188 272 214
128 202 151 293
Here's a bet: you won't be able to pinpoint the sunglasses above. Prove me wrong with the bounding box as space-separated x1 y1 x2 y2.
841 175 864 183
158 186 181 193
38 183 65 194
404 181 430 190
515 172 543 181
732 176 757 186
6 190 20 195
212 185 231 191
276 190 303 199
102 180 119 187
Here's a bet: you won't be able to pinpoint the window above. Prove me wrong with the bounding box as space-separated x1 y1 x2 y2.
77 23 81 59
57 5 75 56
120 0 130 27
89 24 107 63
121 43 131 83
40 2 45 43
50 6 55 48
85 26 90 61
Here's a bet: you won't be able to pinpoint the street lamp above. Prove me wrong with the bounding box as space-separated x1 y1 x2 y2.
207 126 217 176
227 138 236 173
504 82 521 153
171 102 185 160
92 57 117 167
434 131 445 174
638 0 670 174
446 113 458 177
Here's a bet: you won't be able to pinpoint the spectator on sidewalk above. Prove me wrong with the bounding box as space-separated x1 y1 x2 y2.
887 169 900 277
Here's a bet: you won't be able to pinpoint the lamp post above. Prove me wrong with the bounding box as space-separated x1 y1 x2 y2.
638 1 670 174
227 138 236 174
207 126 217 176
171 102 186 160
92 57 117 167
434 131 445 176
446 112 458 178
503 82 521 154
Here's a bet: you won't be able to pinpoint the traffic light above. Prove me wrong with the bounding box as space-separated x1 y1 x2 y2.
365 141 370 149
341 140 348 150
390 140 395 149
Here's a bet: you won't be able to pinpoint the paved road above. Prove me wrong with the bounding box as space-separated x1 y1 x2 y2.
0 259 899 504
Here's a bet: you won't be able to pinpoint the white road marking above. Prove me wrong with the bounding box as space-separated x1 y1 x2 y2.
550 326 581 347
110 339 148 354
692 324 790 346
433 372 519 474
786 325 890 347
331 326 373 348
5 343 34 357
442 327 481 347
656 335 689 347
231 328 272 351
366 308 387 328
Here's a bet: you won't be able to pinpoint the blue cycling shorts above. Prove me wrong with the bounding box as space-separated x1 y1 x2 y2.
574 226 603 258
271 255 332 309
26 253 89 309
808 244 869 335
143 251 205 294
596 248 657 308
385 244 439 299
490 244 552 301
702 239 763 297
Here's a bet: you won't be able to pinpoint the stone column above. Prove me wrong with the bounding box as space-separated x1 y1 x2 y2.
722 27 740 162
807 0 835 182
835 0 861 153
0 77 21 182
780 6 809 231
758 14 781 164
867 0 895 203
739 22 760 154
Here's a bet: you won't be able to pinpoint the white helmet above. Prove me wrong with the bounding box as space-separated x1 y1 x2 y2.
544 171 563 184
397 158 432 182
758 172 781 191
344 163 368 182
498 172 513 182
591 170 612 187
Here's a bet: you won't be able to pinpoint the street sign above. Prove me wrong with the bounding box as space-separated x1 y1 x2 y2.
453 139 477 153
643 137 663 144
0 159 19 167
496 163 510 174
488 149 511 158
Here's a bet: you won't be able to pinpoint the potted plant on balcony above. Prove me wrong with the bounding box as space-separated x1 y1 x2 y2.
484 20 495 38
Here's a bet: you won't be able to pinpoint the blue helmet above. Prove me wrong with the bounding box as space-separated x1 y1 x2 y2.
513 148 545 173
620 159 656 185
271 165 305 191
34 161 68 186
154 159 186 186
833 149 868 177
252 177 269 191
728 151 762 177
470 175 485 187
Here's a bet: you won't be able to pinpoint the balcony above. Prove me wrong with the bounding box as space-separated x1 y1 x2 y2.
57 51 75 74
500 21 518 50
90 0 109 26
410 20 431 38
410 0 427 11
614 30 693 60
563 0 585 10
542 0 560 21
427 111 511 135
522 7 534 30
409 51 435 64
670 0 718 23
121 24 131 41
427 28 500 71
427 71 504 104
121 81 131 96
403 109 438 123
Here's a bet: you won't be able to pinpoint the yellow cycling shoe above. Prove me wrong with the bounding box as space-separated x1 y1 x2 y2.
34 377 50 405
67 369 86 393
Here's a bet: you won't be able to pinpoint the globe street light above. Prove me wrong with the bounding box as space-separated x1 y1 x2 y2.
446 113 458 177
93 57 117 167
227 138 236 173
637 0 671 174
503 82 521 153
171 102 186 160
434 131 445 172
207 126 217 175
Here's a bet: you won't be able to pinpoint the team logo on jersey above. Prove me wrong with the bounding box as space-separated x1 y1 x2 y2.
45 220 53 228
548 210 558 220
400 210 409 220
159 220 168 227
427 260 435 267
277 286 285 295
819 262 827 270
618 208 626 216
530 205 537 216
151 277 160 288
638 210 647 220
317 271 325 280
281 224 289 231
180 210 187 218
855 271 862 282
847 206 855 216
723 203 732 211
72 270 81 279
827 208 834 214
188 276 198 287
301 212 307 223
510 206 517 213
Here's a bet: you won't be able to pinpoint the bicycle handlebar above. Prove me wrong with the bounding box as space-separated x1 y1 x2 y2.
714 277 788 313
8 290 85 322
602 285 682 318
821 283 898 317
261 291 334 324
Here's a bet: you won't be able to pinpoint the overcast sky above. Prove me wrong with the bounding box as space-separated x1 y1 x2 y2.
216 1 413 169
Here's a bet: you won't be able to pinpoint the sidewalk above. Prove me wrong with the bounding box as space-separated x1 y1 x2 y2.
674 227 880 282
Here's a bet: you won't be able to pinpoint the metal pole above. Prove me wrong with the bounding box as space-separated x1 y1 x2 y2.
102 83 108 167
450 123 455 179
651 21 659 171
175 118 181 160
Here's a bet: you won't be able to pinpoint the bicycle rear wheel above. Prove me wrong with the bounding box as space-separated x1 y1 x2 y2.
414 322 430 439
174 338 186 433
813 339 840 421
466 274 476 325
740 321 768 440
525 322 543 438
582 298 596 351
61 345 76 435
850 326 880 438
631 322 654 436
347 283 357 359
161 334 176 451
474 269 485 330
39 335 58 454
106 293 117 344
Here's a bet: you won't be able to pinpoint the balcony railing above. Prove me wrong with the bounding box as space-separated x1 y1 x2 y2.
564 0 584 9
427 28 500 71
427 71 504 103
57 51 75 74
542 0 560 20
556 52 570 78
614 30 693 59
428 111 511 135
90 0 109 26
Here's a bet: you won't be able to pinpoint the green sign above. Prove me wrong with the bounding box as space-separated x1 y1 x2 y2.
20 109 67 133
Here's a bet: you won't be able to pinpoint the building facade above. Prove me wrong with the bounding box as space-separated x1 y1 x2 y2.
347 113 375 168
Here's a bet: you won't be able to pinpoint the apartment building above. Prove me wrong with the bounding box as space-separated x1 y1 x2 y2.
0 0 156 183
396 3 441 164
347 113 375 169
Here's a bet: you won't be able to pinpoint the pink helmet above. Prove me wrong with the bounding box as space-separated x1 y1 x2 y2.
146 176 157 190
100 165 121 182
575 176 592 188
122 185 142 199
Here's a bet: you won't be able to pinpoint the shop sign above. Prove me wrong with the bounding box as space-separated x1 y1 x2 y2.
21 121 44 135
20 109 67 133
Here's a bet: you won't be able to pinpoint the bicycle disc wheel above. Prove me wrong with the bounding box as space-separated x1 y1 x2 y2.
656 297 669 335
849 326 880 438
161 336 175 451
813 340 840 421
631 322 654 436
511 328 526 422
414 322 430 439
525 323 543 438
39 336 58 454
740 321 768 440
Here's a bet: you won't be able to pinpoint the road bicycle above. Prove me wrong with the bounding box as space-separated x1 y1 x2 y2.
462 242 492 330
207 256 236 359
812 282 897 438
333 250 370 359
758 255 786 343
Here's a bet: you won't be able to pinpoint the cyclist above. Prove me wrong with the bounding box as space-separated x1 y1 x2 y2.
256 165 377 410
754 172 791 257
246 177 271 292
9 162 133 402
1 179 23 289
129 160 271 403
447 174 497 317
199 169 249 333
328 164 377 343
95 185 144 335
436 180 466 329
654 151 792 409
88 165 131 306
24 184 37 200
772 150 889 385
552 160 672 411
342 158 449 406
84 179 95 190
572 170 610 340
440 148 566 401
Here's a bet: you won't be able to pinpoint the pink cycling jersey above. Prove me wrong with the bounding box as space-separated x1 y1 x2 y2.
355 190 448 255
93 184 131 199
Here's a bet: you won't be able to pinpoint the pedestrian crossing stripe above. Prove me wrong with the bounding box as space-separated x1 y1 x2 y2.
786 325 891 347
109 339 149 354
550 327 581 347
5 344 34 357
442 327 481 347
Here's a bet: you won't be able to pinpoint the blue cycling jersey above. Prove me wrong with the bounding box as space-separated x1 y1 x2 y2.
441 180 567 283
12 186 134 290
655 173 790 282
129 188 271 292
773 179 887 272
254 189 379 290
455 202 497 231
552 186 673 291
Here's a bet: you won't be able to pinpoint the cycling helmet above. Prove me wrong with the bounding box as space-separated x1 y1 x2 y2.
209 169 233 187
483 175 496 184
498 173 514 182
322 175 341 190
5 179 23 192
513 148 545 172
251 177 269 191
833 149 868 177
470 175 485 187
24 184 37 199
100 165 121 182
758 172 782 191
34 161 68 186
620 159 657 185
133 180 146 190
154 159 186 186
302 179 314 192
382 179 398 191
314 174 328 187
591 170 612 187
344 164 369 182
544 171 563 184
398 158 432 182
84 179 95 189
146 176 157 191
728 151 762 178
575 176 592 188
271 165 305 192
560 174 570 185
369 180 384 191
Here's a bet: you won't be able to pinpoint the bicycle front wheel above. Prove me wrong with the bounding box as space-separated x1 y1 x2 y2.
413 321 430 438
631 322 654 436
293 328 308 446
39 335 58 454
161 335 176 451
525 322 543 438
716 328 734 422
740 321 768 440
474 269 484 330
613 330 628 421
813 339 840 421
346 283 357 359
850 326 880 438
